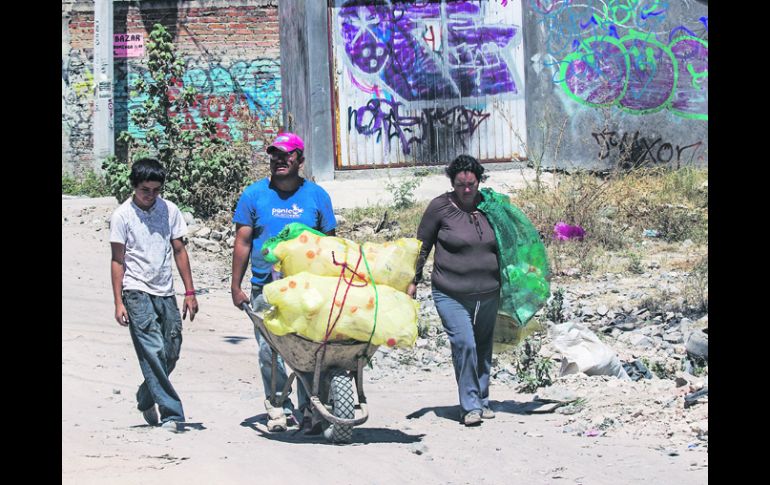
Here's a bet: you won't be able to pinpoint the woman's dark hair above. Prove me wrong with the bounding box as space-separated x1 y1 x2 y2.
129 158 166 187
445 154 486 184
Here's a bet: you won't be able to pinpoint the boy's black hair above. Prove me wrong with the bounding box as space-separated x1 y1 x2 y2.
129 158 166 187
445 154 486 184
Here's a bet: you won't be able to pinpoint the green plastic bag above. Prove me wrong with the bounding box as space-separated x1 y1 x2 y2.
261 222 326 264
478 188 550 327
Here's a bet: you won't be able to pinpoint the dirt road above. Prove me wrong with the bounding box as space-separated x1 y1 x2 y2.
62 196 707 484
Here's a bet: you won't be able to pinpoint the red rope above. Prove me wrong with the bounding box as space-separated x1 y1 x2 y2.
320 248 368 345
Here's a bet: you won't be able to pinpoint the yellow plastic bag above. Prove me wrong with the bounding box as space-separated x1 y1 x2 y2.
360 239 422 292
272 232 356 277
262 272 418 348
272 231 421 293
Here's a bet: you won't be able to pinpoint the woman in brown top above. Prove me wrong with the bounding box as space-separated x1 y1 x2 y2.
407 155 500 427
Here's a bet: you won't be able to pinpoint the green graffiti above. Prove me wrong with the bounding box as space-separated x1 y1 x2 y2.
558 30 709 119
559 35 629 108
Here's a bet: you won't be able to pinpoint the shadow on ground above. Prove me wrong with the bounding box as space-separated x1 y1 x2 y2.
222 335 250 345
405 399 551 423
241 414 425 445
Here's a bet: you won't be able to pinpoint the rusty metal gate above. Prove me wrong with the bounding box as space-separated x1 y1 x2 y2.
328 0 527 169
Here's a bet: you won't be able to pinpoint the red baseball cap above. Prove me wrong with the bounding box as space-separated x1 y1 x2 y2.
266 132 305 153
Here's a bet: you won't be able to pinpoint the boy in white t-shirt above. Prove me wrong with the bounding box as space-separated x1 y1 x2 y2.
109 158 199 433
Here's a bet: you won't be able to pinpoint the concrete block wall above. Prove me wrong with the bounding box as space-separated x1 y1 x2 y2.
522 0 708 170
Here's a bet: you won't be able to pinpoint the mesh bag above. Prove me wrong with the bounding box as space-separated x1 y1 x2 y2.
478 188 551 327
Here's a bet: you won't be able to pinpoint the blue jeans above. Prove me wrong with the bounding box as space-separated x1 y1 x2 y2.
432 286 499 414
123 290 185 423
251 288 310 416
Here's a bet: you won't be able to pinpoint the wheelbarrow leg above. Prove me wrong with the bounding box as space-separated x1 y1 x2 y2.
355 356 367 405
269 351 279 406
265 352 296 432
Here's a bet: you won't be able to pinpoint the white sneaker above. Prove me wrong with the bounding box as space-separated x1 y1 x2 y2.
161 420 180 433
141 406 159 426
266 415 288 432
462 410 482 426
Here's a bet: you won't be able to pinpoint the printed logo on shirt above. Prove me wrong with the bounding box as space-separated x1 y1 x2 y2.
271 204 304 219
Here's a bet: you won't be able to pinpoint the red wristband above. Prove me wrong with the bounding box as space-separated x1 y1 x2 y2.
184 290 196 296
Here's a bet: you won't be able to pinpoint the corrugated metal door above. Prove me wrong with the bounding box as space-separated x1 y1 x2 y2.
329 0 527 169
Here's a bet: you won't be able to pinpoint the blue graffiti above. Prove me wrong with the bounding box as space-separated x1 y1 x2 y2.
122 58 281 142
182 59 281 118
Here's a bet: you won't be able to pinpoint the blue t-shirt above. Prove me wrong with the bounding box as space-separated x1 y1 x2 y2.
233 178 337 286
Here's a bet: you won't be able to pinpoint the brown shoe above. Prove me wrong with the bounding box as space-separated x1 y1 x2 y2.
463 410 482 426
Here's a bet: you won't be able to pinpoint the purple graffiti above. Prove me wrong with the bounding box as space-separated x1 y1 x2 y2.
350 98 422 153
670 38 708 115
348 98 490 154
562 31 707 118
339 1 518 101
668 26 698 43
620 37 675 111
564 40 628 105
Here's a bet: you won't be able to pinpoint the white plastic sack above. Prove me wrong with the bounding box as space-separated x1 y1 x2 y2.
550 322 630 380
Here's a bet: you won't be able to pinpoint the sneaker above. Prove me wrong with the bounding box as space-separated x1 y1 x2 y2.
463 410 482 426
266 416 288 432
161 420 180 433
481 407 495 419
141 406 159 426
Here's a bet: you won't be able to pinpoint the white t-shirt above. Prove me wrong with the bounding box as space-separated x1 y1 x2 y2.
109 196 188 296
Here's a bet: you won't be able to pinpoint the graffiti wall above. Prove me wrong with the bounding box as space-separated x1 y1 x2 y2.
61 0 281 174
524 0 708 169
116 57 281 144
62 3 95 172
330 0 527 168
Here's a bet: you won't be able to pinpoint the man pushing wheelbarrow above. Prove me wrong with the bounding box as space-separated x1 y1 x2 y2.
239 222 422 442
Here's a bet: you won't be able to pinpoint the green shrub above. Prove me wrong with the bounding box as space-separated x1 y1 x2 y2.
514 335 554 393
105 23 259 217
545 288 565 323
626 252 644 274
61 170 111 197
101 156 133 203
385 171 425 210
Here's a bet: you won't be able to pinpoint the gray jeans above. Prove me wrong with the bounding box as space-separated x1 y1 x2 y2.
251 288 310 415
432 286 499 414
123 290 185 423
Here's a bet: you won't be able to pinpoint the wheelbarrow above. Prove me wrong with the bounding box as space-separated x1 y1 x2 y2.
240 303 378 443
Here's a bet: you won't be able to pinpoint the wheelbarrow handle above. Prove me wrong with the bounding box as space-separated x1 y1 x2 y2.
240 301 276 353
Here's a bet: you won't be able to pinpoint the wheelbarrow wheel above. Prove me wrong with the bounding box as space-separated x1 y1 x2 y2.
323 369 355 443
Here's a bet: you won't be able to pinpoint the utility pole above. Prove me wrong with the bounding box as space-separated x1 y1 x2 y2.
93 0 114 166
